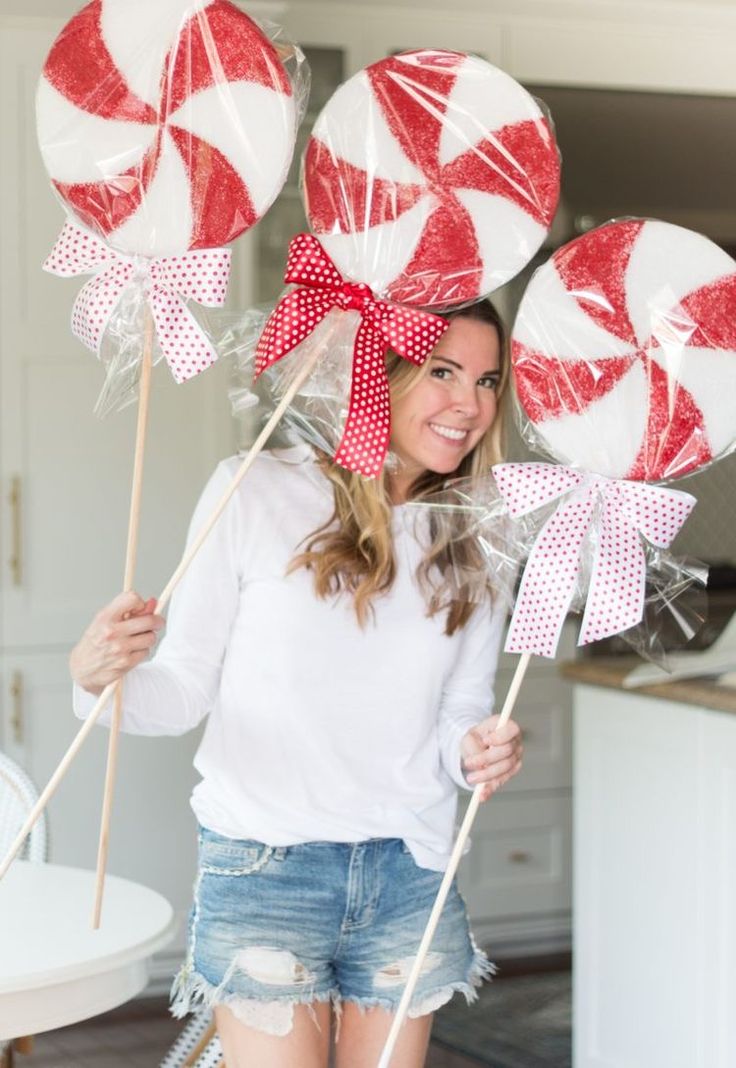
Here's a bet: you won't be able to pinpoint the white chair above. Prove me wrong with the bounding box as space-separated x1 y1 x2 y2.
0 752 48 1066
160 1012 223 1068
0 752 47 864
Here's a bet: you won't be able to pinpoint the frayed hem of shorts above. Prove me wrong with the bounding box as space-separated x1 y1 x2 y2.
340 944 496 1020
170 964 336 1037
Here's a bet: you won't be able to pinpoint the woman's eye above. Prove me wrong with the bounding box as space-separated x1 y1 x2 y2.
479 376 499 391
430 367 452 380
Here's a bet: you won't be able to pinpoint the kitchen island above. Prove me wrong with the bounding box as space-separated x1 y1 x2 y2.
564 658 736 1068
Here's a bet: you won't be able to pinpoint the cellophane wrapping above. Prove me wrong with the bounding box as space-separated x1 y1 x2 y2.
410 474 708 667
37 0 310 414
511 218 736 482
225 306 371 458
302 49 561 310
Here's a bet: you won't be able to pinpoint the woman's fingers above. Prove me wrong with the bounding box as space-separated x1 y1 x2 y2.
463 738 520 771
466 753 519 784
95 590 150 624
117 612 165 637
71 591 163 692
461 716 524 800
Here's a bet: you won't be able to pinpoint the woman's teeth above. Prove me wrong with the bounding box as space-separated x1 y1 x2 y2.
429 423 468 442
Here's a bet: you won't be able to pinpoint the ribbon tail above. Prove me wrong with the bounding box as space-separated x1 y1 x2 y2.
579 505 646 645
150 288 217 384
505 492 597 658
70 266 131 354
334 321 391 479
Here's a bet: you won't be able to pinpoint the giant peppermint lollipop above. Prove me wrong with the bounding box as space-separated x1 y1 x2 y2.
303 49 560 309
501 218 736 658
37 0 297 257
378 218 736 1065
512 219 736 482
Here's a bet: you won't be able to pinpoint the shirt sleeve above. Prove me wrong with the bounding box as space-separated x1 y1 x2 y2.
436 596 507 790
73 459 244 737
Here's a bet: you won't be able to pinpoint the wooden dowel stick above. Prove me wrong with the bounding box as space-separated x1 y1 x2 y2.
0 336 327 882
156 338 324 612
376 651 533 1068
92 314 154 927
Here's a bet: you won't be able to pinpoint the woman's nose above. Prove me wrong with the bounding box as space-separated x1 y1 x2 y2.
452 383 480 417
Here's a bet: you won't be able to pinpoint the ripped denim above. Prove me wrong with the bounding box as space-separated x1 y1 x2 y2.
171 828 494 1036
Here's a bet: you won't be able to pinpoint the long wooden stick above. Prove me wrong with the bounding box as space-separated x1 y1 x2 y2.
0 338 326 883
376 651 533 1068
92 313 154 928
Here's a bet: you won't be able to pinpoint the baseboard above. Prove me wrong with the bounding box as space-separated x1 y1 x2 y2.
473 912 572 959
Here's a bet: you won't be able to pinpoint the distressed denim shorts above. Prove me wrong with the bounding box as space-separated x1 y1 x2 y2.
170 827 493 1036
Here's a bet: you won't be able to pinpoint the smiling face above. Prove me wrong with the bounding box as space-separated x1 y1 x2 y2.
389 315 502 500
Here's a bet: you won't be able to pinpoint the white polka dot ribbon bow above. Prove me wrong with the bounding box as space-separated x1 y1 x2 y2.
43 223 231 384
493 462 697 658
254 233 449 478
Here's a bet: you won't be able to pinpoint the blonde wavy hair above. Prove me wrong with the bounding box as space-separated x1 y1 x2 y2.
289 300 510 635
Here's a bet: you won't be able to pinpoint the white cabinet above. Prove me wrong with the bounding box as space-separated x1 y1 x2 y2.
573 682 736 1068
457 629 575 955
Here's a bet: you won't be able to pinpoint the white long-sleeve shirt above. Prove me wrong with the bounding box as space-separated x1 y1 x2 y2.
74 446 505 870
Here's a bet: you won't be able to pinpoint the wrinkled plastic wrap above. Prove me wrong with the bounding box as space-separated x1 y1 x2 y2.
408 474 707 667
303 49 561 310
511 218 736 482
406 476 521 610
618 549 708 665
227 303 441 476
37 0 309 414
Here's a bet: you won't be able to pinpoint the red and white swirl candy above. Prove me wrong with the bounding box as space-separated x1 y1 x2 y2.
303 49 560 309
512 219 736 482
37 0 297 257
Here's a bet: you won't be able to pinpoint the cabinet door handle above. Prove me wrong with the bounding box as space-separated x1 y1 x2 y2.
8 476 22 586
10 671 23 744
508 850 531 865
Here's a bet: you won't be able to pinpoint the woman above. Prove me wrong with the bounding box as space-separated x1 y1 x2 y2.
71 299 523 1068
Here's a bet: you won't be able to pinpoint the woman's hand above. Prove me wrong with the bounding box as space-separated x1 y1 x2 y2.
460 715 523 802
70 592 165 696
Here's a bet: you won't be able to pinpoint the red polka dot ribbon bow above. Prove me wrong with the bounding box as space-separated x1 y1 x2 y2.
254 233 449 478
43 223 231 384
493 463 697 658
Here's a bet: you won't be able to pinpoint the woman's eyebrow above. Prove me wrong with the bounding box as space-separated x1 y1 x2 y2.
430 355 464 370
431 355 499 377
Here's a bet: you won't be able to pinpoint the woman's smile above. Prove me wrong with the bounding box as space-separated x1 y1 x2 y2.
427 422 471 444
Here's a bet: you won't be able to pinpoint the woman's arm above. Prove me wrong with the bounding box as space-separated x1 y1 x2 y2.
70 459 244 737
437 598 522 797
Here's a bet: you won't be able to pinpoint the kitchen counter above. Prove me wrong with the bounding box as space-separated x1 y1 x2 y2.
560 656 736 714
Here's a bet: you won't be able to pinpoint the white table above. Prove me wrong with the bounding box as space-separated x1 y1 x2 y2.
0 861 177 1040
